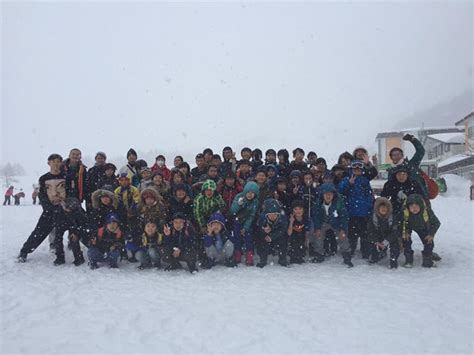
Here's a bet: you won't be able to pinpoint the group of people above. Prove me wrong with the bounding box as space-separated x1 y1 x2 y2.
16 133 442 273
3 186 32 206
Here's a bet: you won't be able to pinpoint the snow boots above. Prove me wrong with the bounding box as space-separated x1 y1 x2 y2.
234 250 242 264
245 250 254 266
342 252 353 268
422 254 435 268
53 255 65 266
389 258 398 269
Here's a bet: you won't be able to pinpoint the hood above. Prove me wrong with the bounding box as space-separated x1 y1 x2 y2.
140 187 162 204
243 181 260 198
202 179 217 192
262 198 281 214
406 194 426 212
352 146 368 157
374 197 393 218
92 189 118 209
207 212 226 228
319 183 337 195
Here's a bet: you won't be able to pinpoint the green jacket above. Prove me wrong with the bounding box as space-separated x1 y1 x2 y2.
193 192 225 228
230 181 260 231
402 194 440 237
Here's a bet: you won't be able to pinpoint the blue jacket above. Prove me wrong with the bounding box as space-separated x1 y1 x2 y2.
338 173 374 217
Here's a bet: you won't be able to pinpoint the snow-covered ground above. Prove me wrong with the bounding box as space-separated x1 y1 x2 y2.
0 175 472 354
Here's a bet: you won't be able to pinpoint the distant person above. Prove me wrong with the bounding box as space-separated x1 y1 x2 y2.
14 190 25 205
32 186 39 205
3 186 14 205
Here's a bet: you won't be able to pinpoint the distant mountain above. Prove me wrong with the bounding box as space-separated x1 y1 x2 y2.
394 90 473 129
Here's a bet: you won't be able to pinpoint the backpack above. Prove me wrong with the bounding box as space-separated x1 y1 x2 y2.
420 170 439 200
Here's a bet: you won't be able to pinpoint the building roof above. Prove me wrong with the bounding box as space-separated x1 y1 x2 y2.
426 132 464 144
375 126 461 140
455 112 474 126
438 154 474 172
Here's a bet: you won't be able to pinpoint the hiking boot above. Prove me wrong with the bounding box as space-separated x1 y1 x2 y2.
234 250 242 264
245 251 254 266
256 262 266 268
389 259 398 269
53 255 65 266
73 257 85 267
422 256 435 268
89 261 98 270
311 254 325 263
225 257 236 268
432 252 442 262
342 252 354 268
18 253 27 263
278 258 289 267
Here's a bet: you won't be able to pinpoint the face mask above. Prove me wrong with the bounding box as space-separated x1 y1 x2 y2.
157 160 165 167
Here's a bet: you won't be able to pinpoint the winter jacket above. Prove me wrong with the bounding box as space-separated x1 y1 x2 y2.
85 164 105 204
339 173 374 217
90 226 124 253
229 181 260 231
98 175 119 191
313 183 349 232
4 187 14 197
380 172 425 213
367 198 400 244
401 194 441 237
163 222 196 251
118 164 140 187
168 196 194 222
257 199 289 242
301 184 319 224
193 192 225 228
114 185 140 210
63 159 87 202
387 137 428 199
89 189 119 231
191 167 207 184
136 188 167 229
273 189 292 215
257 183 274 212
150 182 170 202
151 164 171 182
276 162 291 177
217 180 243 216
139 232 163 250
203 213 231 248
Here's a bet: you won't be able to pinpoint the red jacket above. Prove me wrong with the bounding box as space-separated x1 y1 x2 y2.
217 181 243 216
151 164 171 182
5 187 14 197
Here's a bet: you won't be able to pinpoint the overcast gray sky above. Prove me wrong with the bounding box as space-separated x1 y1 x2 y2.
1 1 472 173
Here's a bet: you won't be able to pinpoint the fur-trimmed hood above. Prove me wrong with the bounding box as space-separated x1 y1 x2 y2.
139 187 163 205
374 197 392 218
92 189 118 209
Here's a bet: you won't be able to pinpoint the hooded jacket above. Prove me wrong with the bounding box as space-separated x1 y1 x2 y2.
230 181 260 231
401 194 440 237
313 183 349 231
339 172 374 217
367 197 400 244
257 198 289 242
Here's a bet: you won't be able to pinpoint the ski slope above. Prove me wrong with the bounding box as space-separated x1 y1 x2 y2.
0 175 472 354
